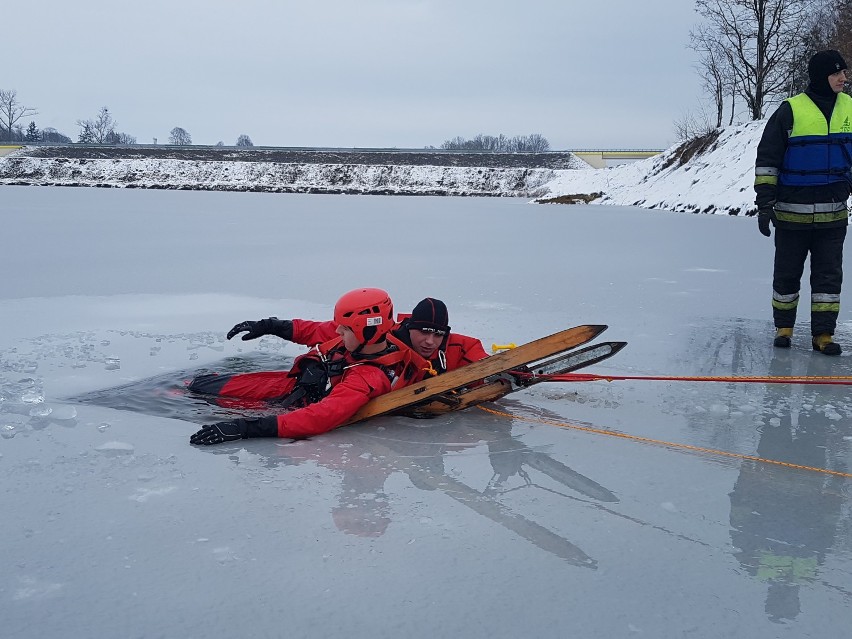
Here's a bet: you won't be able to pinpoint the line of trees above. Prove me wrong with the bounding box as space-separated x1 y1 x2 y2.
5 89 549 152
434 133 551 152
682 0 852 140
0 90 256 147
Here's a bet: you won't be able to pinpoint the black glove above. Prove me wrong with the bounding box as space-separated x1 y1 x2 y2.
758 209 774 237
226 318 294 341
190 416 278 445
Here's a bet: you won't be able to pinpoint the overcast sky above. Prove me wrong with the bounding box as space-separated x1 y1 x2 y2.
7 1 703 150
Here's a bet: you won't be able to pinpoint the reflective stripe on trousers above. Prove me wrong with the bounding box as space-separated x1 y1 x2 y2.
774 201 849 225
811 293 841 313
772 290 799 310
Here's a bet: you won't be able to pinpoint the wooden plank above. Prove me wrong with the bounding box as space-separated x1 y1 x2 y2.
398 341 627 417
346 324 607 424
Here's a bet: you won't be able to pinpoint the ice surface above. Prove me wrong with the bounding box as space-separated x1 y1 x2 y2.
1 186 850 639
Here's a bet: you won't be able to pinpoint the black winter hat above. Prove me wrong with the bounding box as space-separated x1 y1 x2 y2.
808 50 848 83
408 298 450 332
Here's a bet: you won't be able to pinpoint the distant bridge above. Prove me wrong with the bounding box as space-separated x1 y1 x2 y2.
568 149 664 169
0 145 22 157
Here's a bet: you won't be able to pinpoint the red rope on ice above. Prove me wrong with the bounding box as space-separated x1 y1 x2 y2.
514 372 852 386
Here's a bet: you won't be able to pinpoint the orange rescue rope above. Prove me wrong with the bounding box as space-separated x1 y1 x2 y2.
476 405 852 479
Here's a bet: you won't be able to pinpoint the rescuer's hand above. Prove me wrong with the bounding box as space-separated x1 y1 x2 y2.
226 318 293 341
190 417 278 445
757 210 773 237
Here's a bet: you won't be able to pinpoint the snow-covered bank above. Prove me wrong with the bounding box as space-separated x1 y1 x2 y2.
0 156 564 197
0 122 765 211
540 121 765 216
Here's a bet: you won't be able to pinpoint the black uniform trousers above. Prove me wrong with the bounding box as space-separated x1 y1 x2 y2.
772 225 846 335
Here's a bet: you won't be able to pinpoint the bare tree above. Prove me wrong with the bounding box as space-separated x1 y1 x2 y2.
439 133 551 152
798 0 852 93
695 0 817 120
439 136 467 150
441 134 506 151
235 134 253 147
76 107 117 144
0 89 37 142
476 134 508 151
776 2 835 94
169 127 191 145
674 105 718 141
513 133 551 152
832 0 852 63
691 22 738 127
113 132 137 144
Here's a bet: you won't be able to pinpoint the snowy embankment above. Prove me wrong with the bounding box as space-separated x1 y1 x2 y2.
0 122 763 211
0 155 570 197
539 121 764 216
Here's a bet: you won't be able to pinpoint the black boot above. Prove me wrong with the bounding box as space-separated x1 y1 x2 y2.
812 333 842 356
773 328 793 348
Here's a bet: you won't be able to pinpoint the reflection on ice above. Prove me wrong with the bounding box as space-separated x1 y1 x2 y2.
258 415 604 567
668 319 852 623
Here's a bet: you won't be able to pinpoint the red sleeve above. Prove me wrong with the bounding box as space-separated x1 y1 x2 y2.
445 333 489 369
276 365 391 438
291 319 339 346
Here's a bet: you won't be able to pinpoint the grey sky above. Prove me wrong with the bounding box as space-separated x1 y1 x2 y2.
7 1 702 150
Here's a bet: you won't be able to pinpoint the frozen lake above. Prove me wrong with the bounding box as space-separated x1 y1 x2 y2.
1 186 851 638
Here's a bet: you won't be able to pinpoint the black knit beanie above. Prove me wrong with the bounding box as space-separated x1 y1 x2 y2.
408 298 450 332
808 50 848 96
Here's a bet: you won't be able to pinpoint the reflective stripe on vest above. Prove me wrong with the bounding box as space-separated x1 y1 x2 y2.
779 92 852 188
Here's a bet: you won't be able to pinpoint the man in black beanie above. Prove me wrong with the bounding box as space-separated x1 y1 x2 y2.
393 297 488 373
754 50 852 355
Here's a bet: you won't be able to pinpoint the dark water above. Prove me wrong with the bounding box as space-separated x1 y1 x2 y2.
67 353 292 424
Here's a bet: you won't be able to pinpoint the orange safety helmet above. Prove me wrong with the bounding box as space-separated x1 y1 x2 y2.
334 288 394 346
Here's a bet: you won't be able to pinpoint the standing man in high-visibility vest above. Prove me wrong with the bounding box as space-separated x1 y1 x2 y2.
754 50 852 356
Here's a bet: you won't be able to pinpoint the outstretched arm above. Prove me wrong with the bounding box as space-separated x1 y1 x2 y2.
226 317 294 341
189 365 391 445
